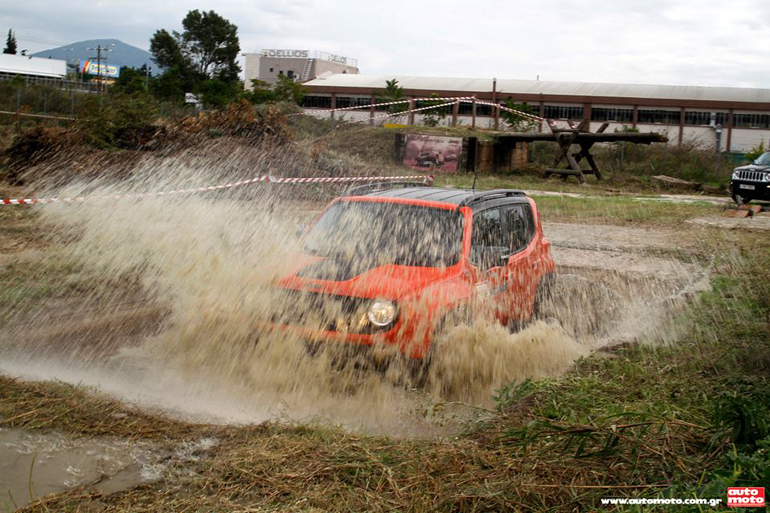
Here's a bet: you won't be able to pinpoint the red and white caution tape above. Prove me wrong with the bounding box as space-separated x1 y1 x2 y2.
294 96 475 116
468 99 546 123
0 110 77 121
0 174 433 205
336 100 461 128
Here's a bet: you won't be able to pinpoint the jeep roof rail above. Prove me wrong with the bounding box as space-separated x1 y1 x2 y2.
345 177 433 197
456 189 527 208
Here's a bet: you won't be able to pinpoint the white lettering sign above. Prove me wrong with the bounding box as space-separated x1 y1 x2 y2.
262 49 309 59
326 53 347 65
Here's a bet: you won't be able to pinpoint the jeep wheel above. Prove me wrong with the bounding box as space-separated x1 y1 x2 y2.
732 193 751 205
532 273 556 319
408 306 471 387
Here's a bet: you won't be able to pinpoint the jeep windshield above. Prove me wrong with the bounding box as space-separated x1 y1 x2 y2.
754 152 770 166
303 201 462 268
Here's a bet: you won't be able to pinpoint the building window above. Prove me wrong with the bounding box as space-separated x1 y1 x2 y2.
302 95 332 109
335 96 371 109
457 102 493 116
684 111 713 126
734 113 770 129
287 70 294 79
637 109 680 125
374 100 393 111
716 113 729 126
543 105 583 120
269 67 273 72
590 107 633 123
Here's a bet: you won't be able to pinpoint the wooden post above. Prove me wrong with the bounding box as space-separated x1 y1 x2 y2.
471 96 477 129
538 100 545 133
678 107 685 146
370 94 375 126
492 78 498 130
451 99 459 127
726 109 734 153
632 105 638 128
330 93 336 121
407 97 415 126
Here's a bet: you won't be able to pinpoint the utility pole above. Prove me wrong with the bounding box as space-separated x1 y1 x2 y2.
87 43 114 95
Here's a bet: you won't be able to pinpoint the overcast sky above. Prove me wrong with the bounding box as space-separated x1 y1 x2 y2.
2 0 768 88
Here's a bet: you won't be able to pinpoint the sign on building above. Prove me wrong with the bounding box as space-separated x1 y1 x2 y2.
79 59 121 78
261 49 309 59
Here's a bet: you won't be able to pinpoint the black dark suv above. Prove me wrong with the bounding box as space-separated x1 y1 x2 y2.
731 151 770 204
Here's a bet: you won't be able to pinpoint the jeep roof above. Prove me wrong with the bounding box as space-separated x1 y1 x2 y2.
346 186 529 209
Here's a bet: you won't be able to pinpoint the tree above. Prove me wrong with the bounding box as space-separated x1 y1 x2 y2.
149 9 241 104
112 67 151 95
273 75 307 104
501 99 538 131
377 79 408 114
201 78 242 107
3 29 17 55
245 79 276 104
420 93 450 127
179 10 240 82
244 76 307 106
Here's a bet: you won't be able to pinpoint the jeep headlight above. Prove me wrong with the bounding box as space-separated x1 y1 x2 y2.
367 299 397 327
731 171 739 180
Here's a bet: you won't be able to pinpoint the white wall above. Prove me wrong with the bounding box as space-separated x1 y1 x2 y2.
730 129 768 153
243 53 260 90
682 127 717 150
0 53 66 78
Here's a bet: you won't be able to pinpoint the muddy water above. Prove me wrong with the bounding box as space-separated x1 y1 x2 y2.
0 427 154 510
0 167 707 438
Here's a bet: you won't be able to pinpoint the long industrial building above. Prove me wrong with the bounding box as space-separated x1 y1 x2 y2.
0 53 66 84
302 74 770 153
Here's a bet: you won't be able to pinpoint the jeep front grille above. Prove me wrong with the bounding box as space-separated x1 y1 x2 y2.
734 170 768 182
270 289 372 333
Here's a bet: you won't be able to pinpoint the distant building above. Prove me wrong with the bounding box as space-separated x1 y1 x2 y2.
0 53 67 84
302 74 770 153
243 49 358 88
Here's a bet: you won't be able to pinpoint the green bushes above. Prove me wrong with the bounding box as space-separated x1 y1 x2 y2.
77 93 160 149
530 140 738 185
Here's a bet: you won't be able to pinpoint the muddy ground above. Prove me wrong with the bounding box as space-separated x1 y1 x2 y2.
0 180 761 510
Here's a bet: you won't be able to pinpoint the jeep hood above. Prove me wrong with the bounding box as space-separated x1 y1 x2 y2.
277 253 456 300
735 164 770 172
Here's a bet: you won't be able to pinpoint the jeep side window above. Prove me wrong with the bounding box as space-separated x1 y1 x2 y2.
503 204 535 253
471 208 508 271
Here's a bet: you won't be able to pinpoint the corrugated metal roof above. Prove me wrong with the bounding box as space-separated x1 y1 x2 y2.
305 74 770 104
0 54 66 78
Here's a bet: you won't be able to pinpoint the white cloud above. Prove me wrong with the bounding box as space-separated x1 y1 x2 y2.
1 0 768 88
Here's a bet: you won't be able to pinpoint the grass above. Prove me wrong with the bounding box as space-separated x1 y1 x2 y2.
0 226 764 511
533 195 716 226
436 173 719 226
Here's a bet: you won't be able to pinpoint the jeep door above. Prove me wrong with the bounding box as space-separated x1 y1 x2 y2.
501 202 539 320
469 206 511 323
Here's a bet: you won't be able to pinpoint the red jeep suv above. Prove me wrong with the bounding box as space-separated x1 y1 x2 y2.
272 185 555 363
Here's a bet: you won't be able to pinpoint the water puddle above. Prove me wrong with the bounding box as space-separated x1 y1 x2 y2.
0 427 156 510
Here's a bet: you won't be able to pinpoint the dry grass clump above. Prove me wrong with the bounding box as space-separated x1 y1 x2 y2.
0 376 204 440
4 371 715 512
175 101 293 145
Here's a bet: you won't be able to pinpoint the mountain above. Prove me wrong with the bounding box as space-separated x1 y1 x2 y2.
32 39 157 73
